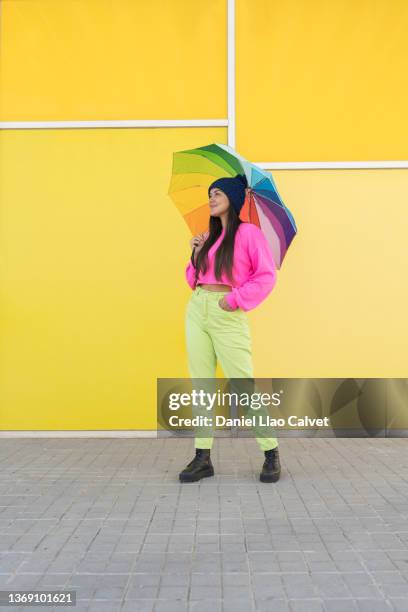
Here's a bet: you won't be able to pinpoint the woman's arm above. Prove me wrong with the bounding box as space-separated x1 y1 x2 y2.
185 251 197 289
224 226 277 311
185 232 207 289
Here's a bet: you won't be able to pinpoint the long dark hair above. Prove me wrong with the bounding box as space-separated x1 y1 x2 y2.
193 204 243 286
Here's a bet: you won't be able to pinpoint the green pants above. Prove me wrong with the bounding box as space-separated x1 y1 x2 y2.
185 285 278 452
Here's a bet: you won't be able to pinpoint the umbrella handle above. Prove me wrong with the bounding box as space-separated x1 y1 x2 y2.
247 190 252 223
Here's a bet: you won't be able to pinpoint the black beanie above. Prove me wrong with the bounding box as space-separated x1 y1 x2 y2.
208 173 248 215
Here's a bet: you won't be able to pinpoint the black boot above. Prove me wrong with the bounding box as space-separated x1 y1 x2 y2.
260 447 281 483
179 448 214 483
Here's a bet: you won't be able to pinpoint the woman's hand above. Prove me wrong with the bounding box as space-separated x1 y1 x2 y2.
218 296 236 311
189 232 208 253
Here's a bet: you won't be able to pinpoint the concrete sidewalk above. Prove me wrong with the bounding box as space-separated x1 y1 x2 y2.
0 438 408 611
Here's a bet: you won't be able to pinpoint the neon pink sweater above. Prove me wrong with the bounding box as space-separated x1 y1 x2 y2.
185 222 277 311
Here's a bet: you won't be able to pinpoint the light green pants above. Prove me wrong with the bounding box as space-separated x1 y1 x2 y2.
185 285 278 452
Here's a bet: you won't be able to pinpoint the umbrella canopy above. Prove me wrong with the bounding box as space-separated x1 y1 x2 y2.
168 142 297 268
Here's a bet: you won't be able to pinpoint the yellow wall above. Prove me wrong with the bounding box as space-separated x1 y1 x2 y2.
0 0 227 120
237 0 408 160
0 1 407 430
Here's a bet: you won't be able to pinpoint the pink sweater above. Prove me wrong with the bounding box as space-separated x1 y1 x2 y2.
185 222 277 311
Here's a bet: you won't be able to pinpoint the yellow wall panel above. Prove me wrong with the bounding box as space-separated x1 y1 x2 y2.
1 128 407 430
0 0 226 120
0 127 228 430
237 0 408 160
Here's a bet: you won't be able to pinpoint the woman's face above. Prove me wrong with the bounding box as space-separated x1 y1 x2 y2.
209 188 230 217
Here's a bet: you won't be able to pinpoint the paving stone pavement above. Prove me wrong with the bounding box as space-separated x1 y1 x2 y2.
0 437 408 612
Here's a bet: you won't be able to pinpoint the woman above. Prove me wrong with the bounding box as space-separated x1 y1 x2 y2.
179 173 281 483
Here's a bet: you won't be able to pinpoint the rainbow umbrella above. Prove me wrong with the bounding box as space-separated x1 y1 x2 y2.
168 142 297 269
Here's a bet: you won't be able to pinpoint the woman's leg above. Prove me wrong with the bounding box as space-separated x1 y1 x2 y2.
185 289 217 449
207 293 278 452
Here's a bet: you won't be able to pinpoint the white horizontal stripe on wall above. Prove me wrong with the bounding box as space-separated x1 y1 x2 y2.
0 119 228 129
256 161 408 169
